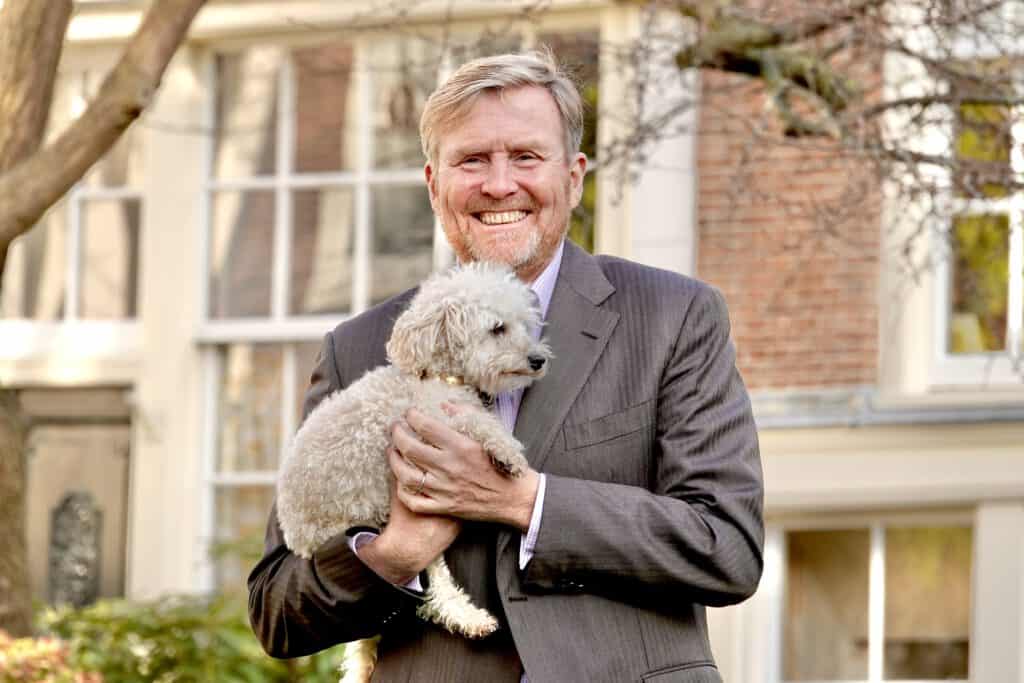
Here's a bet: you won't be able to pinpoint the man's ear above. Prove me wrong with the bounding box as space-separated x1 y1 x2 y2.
425 163 439 212
569 152 587 208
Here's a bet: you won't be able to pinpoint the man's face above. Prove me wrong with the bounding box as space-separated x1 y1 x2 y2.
425 86 587 282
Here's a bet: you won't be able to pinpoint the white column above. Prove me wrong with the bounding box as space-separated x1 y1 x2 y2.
595 5 699 274
127 47 208 597
972 501 1024 683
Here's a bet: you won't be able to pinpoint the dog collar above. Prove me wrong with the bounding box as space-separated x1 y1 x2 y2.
419 371 494 408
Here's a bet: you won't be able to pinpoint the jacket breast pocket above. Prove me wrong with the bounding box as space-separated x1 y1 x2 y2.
641 662 722 683
557 400 656 487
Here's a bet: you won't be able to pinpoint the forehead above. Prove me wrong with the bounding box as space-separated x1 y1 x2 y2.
436 86 566 158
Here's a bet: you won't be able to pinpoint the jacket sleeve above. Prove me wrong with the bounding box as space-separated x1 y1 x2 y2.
246 331 423 658
522 286 765 607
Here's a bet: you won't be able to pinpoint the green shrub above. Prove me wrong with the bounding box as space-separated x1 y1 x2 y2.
36 594 341 683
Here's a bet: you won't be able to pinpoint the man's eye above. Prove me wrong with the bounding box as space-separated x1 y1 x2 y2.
461 157 484 166
515 153 538 162
491 322 506 335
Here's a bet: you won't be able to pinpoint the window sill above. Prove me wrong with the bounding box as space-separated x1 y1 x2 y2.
0 320 141 384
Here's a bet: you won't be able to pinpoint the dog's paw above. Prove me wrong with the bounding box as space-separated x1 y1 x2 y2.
490 450 527 478
458 610 499 639
416 602 499 639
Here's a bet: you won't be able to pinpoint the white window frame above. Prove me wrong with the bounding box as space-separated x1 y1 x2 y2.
925 2 1024 387
763 513 973 683
194 17 605 590
930 103 1024 386
0 71 143 367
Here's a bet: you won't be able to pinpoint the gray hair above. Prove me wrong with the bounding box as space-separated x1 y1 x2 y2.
419 49 584 165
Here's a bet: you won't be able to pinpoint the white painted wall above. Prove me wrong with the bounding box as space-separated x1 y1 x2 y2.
126 47 208 597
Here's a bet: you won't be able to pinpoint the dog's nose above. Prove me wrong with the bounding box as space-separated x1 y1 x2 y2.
528 355 546 371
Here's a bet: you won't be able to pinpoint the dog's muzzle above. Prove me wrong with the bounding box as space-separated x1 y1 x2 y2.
528 355 546 371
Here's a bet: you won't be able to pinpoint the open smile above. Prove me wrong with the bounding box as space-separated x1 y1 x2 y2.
473 210 531 226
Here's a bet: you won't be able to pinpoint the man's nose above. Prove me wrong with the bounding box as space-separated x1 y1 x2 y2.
481 159 517 198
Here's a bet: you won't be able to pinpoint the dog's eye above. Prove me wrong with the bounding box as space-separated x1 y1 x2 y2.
491 322 506 335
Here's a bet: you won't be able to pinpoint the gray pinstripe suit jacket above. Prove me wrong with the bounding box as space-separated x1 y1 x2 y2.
248 240 764 683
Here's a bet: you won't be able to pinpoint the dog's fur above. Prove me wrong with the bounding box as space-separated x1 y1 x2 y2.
276 262 551 683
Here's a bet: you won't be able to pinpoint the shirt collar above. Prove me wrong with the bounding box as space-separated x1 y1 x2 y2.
527 239 564 321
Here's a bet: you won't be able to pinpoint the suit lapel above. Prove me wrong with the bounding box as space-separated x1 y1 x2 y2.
497 243 618 564
513 241 618 472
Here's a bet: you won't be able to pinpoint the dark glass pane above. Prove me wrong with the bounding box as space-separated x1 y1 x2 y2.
213 485 275 591
540 31 600 253
370 38 441 169
293 340 324 426
784 529 870 681
290 187 355 315
293 42 356 173
948 213 1008 353
80 198 141 320
209 190 275 318
955 103 1011 198
216 344 283 473
369 185 434 305
214 49 283 179
0 205 66 320
883 526 971 680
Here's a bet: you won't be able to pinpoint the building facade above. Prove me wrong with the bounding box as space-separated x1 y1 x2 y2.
2 1 1023 681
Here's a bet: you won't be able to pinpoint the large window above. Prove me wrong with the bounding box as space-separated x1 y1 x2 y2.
770 521 972 682
199 27 602 589
1 72 143 323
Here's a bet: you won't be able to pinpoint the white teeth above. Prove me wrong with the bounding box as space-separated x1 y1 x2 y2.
478 210 527 225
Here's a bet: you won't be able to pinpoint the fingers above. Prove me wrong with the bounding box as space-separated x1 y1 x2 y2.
388 445 427 493
391 420 443 468
404 408 475 451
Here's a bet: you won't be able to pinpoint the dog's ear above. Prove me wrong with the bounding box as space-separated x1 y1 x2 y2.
386 300 447 374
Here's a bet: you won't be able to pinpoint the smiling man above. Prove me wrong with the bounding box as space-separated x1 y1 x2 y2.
249 51 764 683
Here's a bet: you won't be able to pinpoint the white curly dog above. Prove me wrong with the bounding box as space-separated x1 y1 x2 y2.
276 262 552 683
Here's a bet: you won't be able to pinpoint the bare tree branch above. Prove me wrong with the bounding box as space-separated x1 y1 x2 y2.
0 0 207 255
0 0 72 173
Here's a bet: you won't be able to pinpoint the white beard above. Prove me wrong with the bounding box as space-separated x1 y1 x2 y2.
464 226 541 269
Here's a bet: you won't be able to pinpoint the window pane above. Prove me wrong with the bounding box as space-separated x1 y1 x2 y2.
216 344 283 472
449 33 523 63
949 213 1008 353
290 187 355 315
293 42 357 173
214 48 283 179
369 185 434 305
213 484 274 590
79 198 141 319
540 31 600 253
209 190 275 318
884 526 971 680
293 340 325 425
369 38 440 169
784 529 870 681
955 102 1011 198
0 205 66 321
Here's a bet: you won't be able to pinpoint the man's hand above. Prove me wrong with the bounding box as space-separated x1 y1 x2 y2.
389 405 540 532
358 463 461 585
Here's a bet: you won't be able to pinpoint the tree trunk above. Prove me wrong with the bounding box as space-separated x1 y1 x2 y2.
0 390 31 637
0 0 72 638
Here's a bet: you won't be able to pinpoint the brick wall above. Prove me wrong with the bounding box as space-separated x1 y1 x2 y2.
696 71 881 390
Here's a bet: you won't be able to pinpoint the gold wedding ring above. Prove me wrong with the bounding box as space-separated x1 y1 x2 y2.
415 470 428 495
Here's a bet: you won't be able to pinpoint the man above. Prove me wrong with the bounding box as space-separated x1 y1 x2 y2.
248 51 763 683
